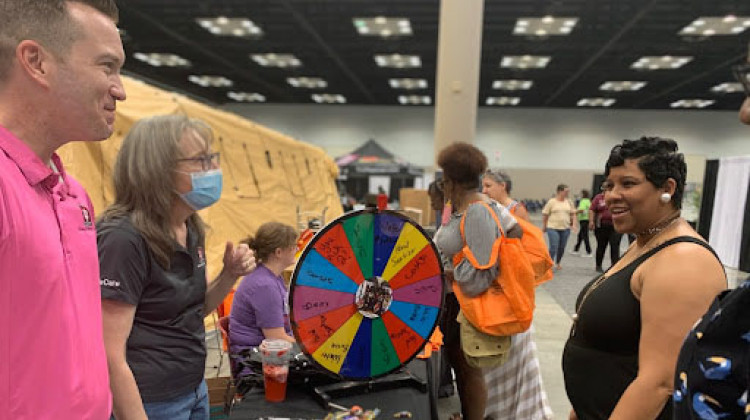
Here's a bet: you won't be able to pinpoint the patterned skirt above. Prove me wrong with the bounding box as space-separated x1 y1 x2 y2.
484 327 554 420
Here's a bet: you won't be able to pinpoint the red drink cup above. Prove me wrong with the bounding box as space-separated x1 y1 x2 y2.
262 364 289 402
259 339 292 402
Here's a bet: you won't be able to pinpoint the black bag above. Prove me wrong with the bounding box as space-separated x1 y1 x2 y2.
673 278 750 419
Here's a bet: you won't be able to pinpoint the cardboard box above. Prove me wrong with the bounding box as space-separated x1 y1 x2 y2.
399 188 435 227
206 376 235 419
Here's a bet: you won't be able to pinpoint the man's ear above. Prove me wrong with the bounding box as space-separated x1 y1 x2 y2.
16 40 54 87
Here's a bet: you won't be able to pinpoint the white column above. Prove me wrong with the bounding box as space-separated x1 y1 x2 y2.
433 0 485 162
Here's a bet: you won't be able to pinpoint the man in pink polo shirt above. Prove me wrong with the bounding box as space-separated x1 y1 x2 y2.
0 1 126 418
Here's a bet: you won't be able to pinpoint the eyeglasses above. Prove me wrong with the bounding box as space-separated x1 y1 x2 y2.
177 152 220 170
733 63 750 97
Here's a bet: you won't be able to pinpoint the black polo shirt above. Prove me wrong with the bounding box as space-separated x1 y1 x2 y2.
98 217 207 402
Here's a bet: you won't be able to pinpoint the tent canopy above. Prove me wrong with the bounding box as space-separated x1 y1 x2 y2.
336 139 423 177
335 139 423 202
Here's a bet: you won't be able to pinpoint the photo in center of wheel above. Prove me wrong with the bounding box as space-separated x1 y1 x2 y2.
289 209 444 380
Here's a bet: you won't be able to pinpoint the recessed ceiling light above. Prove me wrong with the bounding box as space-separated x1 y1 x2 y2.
227 92 266 102
501 55 551 69
486 97 521 106
670 99 715 108
389 78 428 89
599 81 648 91
631 56 693 70
196 17 263 37
133 52 191 67
679 16 750 36
513 17 578 36
353 17 412 37
398 95 431 105
312 94 346 104
492 80 533 90
287 77 327 89
188 75 233 88
374 54 421 68
251 54 301 68
577 98 616 107
710 82 745 93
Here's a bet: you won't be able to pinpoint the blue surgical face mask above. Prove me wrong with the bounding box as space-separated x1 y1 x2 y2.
179 169 223 210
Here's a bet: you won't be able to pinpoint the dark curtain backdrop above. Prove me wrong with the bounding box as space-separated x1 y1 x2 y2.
698 159 719 241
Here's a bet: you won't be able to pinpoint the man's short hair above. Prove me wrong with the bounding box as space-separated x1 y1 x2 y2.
0 0 119 81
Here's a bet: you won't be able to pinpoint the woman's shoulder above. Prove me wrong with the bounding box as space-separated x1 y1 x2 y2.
97 216 144 244
655 231 719 260
238 266 278 288
465 200 517 232
638 231 725 289
466 199 509 219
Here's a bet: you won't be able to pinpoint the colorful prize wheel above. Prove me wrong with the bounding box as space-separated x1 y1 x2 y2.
289 209 445 380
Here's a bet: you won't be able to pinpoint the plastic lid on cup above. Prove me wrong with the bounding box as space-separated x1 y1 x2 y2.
260 338 292 357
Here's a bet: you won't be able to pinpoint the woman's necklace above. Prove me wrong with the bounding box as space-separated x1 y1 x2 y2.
635 212 681 238
570 214 681 337
570 273 606 337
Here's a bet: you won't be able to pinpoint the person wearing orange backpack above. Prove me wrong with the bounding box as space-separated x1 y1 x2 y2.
433 143 522 420
482 168 530 222
482 168 554 419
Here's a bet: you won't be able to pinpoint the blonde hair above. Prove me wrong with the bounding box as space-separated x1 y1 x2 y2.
100 115 214 268
243 222 298 263
0 0 119 81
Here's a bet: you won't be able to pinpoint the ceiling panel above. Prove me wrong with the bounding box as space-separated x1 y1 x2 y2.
116 0 750 110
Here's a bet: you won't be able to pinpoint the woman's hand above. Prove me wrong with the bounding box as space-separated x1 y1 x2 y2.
222 242 256 278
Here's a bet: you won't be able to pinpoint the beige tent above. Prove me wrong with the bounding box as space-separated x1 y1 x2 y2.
58 76 343 285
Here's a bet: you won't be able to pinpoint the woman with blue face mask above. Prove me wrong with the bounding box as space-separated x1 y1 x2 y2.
97 115 256 420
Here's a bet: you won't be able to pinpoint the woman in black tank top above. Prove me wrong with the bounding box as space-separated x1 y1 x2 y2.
562 137 726 420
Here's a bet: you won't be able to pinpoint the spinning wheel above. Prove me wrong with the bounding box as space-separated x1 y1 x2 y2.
289 209 445 380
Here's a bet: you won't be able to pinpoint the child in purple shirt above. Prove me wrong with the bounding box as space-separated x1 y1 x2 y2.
229 222 298 355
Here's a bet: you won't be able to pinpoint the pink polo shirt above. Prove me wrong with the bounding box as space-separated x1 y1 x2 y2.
0 126 111 419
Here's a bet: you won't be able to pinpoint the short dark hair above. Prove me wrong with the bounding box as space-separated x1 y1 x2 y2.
556 184 569 193
605 136 686 209
437 142 487 189
0 0 119 81
485 168 513 194
428 180 443 196
581 189 590 199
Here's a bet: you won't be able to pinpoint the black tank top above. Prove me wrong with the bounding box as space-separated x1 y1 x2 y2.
562 236 719 420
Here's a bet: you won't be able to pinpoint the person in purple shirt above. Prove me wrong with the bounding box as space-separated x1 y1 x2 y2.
229 222 298 356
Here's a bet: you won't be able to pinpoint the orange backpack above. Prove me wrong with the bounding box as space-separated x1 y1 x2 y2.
451 201 552 336
508 204 554 286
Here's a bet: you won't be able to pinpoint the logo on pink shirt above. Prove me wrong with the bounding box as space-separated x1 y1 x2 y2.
80 204 93 230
